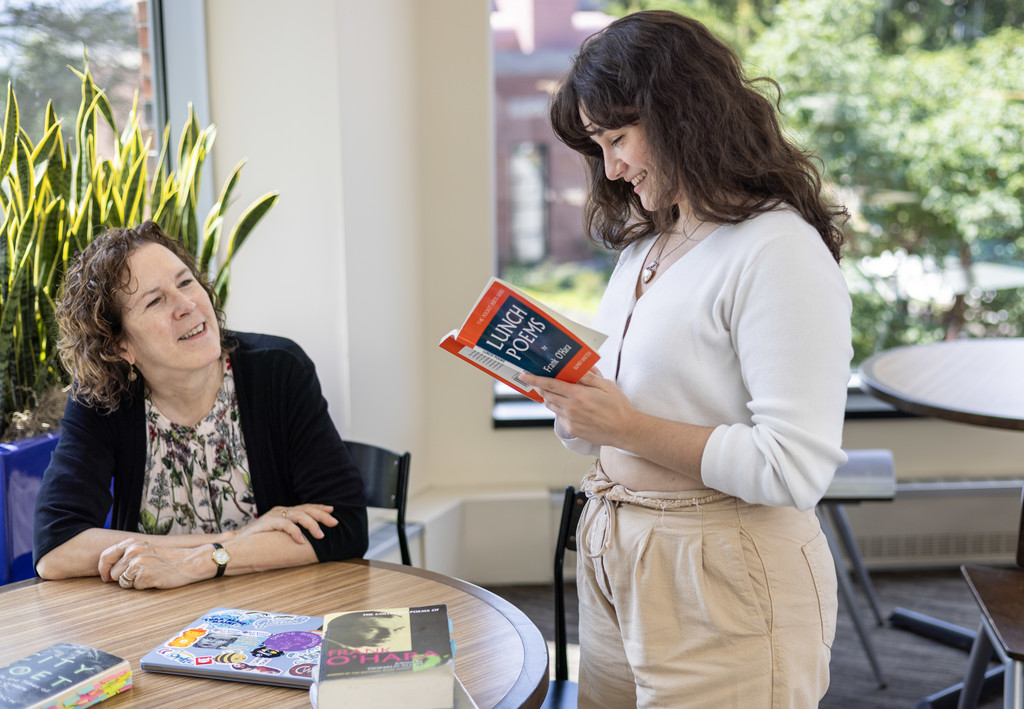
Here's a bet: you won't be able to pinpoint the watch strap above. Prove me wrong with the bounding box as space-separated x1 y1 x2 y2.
211 542 228 578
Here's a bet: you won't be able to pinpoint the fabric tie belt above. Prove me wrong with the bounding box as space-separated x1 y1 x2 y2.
579 462 730 558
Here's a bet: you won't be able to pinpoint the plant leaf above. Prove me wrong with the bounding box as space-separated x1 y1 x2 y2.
199 216 223 274
15 137 33 216
153 190 179 234
72 67 98 205
36 198 63 291
223 192 279 262
176 103 200 172
121 151 147 227
213 192 279 306
30 120 62 166
150 124 171 207
213 263 231 305
93 89 119 154
1 84 19 181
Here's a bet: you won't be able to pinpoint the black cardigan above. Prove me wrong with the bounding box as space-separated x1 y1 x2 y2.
33 331 368 568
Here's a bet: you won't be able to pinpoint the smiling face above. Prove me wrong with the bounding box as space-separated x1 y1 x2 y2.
580 105 667 212
118 242 222 384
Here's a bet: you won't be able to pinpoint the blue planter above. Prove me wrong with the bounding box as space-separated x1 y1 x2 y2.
0 431 60 585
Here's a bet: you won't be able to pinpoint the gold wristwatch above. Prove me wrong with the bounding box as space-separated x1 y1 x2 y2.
211 542 230 578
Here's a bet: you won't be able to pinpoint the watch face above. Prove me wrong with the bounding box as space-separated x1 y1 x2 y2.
213 548 230 564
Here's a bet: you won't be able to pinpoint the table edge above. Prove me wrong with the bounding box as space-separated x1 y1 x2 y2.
960 564 1024 661
858 341 1024 432
859 377 1024 432
0 575 40 594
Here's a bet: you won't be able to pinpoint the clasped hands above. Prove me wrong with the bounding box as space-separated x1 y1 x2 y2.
101 503 338 591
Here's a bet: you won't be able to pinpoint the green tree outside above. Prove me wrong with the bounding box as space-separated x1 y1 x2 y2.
0 0 141 141
519 0 1024 366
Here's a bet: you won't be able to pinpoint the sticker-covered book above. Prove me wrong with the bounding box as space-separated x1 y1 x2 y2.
439 278 606 402
140 607 325 689
0 643 132 709
313 604 455 708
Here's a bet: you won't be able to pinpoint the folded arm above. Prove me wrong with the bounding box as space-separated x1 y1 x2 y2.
36 503 338 587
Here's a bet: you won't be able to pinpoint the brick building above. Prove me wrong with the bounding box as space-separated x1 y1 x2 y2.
491 0 613 273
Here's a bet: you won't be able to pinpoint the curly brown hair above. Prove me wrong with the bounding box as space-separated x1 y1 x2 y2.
56 221 230 411
549 10 846 262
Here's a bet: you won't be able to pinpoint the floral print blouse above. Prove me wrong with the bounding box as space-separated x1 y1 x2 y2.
137 357 257 535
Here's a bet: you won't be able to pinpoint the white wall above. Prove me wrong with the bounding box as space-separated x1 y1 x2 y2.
336 3 424 454
198 0 588 484
204 0 350 429
187 0 1022 584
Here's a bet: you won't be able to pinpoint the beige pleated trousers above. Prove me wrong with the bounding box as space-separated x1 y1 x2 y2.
575 469 836 709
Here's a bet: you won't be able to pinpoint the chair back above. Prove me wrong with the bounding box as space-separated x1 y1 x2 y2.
553 485 587 682
1017 487 1024 568
346 441 412 566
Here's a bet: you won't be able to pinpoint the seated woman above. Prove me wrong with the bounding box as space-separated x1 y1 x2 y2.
33 221 368 590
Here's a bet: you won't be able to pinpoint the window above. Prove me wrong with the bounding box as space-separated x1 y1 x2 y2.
0 0 156 153
508 142 549 265
492 0 614 333
491 0 1024 423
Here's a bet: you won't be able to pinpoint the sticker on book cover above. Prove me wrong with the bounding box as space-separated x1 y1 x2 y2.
205 609 311 630
251 645 284 659
192 632 241 649
289 663 315 678
286 647 321 663
230 662 282 676
211 652 247 664
242 656 273 666
263 631 322 652
155 648 195 665
221 632 264 650
168 628 207 647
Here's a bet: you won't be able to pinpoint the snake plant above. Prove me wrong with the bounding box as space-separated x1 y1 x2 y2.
0 64 278 434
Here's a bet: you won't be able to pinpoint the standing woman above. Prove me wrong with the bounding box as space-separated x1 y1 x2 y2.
33 222 368 589
521 10 852 708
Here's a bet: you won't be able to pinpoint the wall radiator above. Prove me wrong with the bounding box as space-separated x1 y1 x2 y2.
842 480 1023 569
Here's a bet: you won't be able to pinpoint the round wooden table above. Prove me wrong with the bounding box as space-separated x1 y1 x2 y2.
859 338 1024 708
0 559 549 708
858 338 1024 431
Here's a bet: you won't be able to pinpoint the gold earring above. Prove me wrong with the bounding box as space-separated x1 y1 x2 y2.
128 364 137 382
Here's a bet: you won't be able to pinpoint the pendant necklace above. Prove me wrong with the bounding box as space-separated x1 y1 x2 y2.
641 220 703 284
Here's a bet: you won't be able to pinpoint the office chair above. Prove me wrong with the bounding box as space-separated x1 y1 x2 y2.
542 485 587 709
346 441 412 566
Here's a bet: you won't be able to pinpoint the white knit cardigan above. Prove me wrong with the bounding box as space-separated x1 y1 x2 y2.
557 207 853 511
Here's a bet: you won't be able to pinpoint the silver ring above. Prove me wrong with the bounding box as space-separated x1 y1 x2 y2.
118 571 135 588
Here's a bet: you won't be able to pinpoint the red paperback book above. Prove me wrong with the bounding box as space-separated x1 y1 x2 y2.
439 278 606 402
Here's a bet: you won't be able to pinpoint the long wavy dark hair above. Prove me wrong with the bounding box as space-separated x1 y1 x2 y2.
549 10 846 262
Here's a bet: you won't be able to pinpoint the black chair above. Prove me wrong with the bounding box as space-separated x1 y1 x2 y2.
954 485 1024 709
542 485 587 709
346 441 412 566
954 564 1024 709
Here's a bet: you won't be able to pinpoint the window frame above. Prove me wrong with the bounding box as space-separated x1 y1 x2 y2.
492 380 906 429
150 0 214 216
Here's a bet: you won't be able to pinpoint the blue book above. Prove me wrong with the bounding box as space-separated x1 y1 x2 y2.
140 607 324 689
